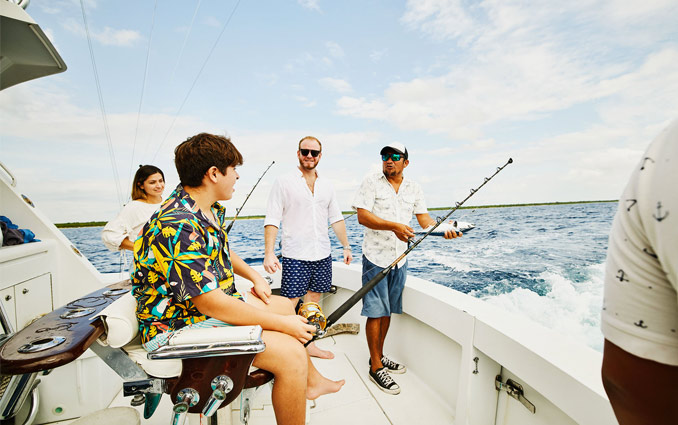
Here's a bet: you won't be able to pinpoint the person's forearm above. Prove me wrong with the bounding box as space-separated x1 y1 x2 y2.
193 290 283 331
356 208 398 231
231 249 260 282
331 220 350 248
264 225 278 255
416 213 436 229
119 238 134 251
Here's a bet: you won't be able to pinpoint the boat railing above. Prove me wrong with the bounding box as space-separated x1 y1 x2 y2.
0 160 17 187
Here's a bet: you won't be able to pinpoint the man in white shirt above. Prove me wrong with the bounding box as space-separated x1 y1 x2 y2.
352 143 460 395
263 136 352 359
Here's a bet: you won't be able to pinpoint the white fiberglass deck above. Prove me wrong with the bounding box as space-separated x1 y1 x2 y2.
235 331 454 425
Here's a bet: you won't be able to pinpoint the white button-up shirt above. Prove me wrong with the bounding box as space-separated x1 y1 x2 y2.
352 172 428 268
264 168 344 261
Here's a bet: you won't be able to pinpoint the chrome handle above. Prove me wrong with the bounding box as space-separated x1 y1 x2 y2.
202 376 233 417
170 388 199 425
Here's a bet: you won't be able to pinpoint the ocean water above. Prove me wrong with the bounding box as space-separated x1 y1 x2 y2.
61 202 616 352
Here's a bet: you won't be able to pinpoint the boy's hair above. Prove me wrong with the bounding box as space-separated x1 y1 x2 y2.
131 164 164 200
174 133 243 187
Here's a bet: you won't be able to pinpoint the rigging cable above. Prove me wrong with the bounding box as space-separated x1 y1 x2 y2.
128 0 159 194
150 0 243 162
142 0 203 162
79 0 123 207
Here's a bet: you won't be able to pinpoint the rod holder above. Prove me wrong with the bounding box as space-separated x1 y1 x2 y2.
170 388 199 425
201 375 234 417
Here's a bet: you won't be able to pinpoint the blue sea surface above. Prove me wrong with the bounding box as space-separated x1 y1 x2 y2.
61 202 617 352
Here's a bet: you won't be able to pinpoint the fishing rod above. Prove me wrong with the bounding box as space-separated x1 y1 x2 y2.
305 157 513 344
226 160 275 233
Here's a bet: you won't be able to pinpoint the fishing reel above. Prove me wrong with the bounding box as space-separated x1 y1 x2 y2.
297 302 327 337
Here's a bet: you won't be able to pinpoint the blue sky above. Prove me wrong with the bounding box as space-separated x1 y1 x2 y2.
2 0 678 223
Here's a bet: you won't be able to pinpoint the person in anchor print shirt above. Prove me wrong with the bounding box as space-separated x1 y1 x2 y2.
601 119 678 425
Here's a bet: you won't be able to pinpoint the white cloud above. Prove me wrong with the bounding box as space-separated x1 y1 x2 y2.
204 16 221 28
319 77 352 93
370 49 388 63
298 0 321 12
62 18 141 47
293 96 316 108
325 41 345 59
334 0 678 146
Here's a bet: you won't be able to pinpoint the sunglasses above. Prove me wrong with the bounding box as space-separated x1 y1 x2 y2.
300 149 321 158
382 153 404 162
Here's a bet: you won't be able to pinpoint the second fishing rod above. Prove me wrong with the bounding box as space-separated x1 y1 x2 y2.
305 157 513 344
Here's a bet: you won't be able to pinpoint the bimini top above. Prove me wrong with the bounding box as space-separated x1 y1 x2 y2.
0 0 67 91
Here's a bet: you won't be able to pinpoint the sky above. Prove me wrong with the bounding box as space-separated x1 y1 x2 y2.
2 0 678 223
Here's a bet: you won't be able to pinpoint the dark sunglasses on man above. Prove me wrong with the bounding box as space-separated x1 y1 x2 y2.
300 149 321 157
382 153 404 162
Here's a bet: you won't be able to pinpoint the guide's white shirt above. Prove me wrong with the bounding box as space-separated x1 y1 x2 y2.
264 168 343 261
602 119 678 366
101 200 161 251
352 172 428 268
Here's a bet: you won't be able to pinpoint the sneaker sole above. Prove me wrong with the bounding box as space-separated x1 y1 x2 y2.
387 366 406 374
369 374 401 395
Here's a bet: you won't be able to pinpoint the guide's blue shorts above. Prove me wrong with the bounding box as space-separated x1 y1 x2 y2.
280 255 333 298
361 256 407 318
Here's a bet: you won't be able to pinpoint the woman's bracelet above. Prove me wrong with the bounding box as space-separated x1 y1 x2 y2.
342 246 352 251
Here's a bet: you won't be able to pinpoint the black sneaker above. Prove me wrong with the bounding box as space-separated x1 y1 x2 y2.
369 367 400 395
369 356 407 374
381 356 406 374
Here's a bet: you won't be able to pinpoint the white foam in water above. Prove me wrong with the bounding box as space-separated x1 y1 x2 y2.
426 252 480 273
482 263 605 352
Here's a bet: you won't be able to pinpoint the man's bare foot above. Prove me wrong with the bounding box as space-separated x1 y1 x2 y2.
307 342 335 359
307 376 345 400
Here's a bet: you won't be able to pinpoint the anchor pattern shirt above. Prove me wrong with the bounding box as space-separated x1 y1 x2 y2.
132 185 242 344
352 172 428 268
602 119 678 366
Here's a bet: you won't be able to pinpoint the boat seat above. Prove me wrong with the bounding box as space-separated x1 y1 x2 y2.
95 291 273 423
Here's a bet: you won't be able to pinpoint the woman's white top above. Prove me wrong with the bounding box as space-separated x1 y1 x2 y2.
101 200 162 251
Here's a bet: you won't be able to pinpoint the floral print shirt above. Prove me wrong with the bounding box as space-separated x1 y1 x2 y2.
352 172 428 268
132 185 241 343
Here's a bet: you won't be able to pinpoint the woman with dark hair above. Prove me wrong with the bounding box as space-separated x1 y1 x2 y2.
101 165 165 251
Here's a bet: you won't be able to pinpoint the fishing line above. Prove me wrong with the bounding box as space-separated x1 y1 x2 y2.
141 0 203 162
305 158 514 344
150 0 243 162
79 0 124 207
128 0 159 193
226 160 275 233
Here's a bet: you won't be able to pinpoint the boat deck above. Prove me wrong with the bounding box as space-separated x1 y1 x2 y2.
233 332 455 425
55 330 454 425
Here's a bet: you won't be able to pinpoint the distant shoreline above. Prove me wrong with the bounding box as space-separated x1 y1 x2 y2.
55 199 617 228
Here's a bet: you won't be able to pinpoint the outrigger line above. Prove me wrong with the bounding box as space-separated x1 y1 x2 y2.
306 157 514 345
226 160 275 233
